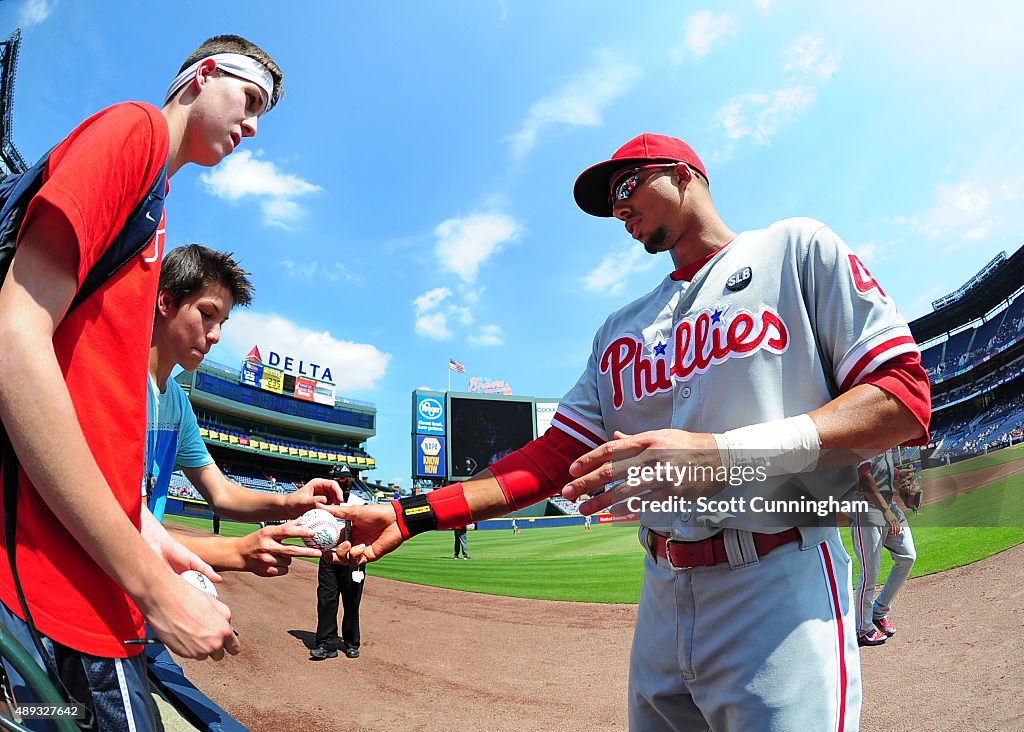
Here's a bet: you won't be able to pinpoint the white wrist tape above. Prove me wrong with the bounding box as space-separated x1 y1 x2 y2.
713 414 821 476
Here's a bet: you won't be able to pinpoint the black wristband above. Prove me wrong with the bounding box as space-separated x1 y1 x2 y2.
398 494 438 537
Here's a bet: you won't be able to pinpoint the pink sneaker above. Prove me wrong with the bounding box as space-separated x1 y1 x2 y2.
873 616 896 636
858 629 888 647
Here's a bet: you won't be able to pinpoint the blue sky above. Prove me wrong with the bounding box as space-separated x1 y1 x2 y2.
3 0 1024 488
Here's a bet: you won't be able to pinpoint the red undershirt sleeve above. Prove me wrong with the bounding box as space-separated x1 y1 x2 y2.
857 351 932 446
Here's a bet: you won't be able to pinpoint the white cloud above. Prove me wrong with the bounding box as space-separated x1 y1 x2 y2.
19 0 54 27
280 259 357 283
280 259 318 279
854 242 880 265
713 34 837 154
783 34 838 80
893 180 994 243
200 150 321 229
219 311 389 393
415 312 452 340
717 85 817 145
672 11 737 62
469 324 504 347
261 199 305 230
413 288 459 340
413 287 453 313
434 212 522 283
583 243 660 296
754 0 772 10
1000 176 1024 201
506 50 641 162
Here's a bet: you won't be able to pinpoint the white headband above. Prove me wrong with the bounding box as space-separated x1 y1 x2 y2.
164 53 274 114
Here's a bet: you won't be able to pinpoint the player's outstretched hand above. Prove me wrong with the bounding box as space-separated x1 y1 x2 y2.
236 520 323 576
136 570 239 661
322 502 404 566
561 429 722 515
284 478 345 515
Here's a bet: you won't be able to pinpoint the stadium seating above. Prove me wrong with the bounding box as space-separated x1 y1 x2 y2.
549 496 583 515
195 421 375 470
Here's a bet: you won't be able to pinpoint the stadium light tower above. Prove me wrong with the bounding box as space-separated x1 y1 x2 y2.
0 28 28 178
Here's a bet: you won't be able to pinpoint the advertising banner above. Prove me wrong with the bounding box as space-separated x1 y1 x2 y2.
313 381 336 406
294 377 316 402
415 394 445 435
415 435 446 478
596 513 638 524
261 366 284 394
535 401 559 436
240 361 262 388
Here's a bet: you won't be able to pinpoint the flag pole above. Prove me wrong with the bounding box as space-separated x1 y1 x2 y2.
448 358 451 393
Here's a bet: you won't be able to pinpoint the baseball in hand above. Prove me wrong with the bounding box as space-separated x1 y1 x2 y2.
180 569 218 599
298 508 345 551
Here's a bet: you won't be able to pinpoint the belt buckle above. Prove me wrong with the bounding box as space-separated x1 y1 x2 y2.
664 538 694 571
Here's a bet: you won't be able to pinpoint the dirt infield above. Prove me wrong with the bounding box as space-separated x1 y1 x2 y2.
171 460 1024 731
917 458 1024 505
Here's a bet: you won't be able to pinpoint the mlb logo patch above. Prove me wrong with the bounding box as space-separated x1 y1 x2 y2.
726 267 752 291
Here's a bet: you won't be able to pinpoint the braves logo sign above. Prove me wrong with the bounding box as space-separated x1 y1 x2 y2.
600 306 790 409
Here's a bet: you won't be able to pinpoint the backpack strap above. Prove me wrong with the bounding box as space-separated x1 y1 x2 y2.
72 162 168 310
0 148 53 287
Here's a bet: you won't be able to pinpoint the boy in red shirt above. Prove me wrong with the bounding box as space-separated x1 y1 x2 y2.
0 35 283 730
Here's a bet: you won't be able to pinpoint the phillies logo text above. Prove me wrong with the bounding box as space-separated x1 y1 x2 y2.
600 306 790 409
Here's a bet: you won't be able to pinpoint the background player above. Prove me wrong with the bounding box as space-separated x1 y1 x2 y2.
850 450 918 646
333 132 930 730
0 35 285 729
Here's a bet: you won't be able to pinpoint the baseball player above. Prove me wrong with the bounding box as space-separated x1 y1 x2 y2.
332 133 931 730
850 450 917 646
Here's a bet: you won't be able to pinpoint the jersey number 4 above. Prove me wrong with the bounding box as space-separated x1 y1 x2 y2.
848 254 887 298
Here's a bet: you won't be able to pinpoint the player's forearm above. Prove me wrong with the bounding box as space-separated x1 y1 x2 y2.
858 476 890 513
463 470 515 519
0 331 173 601
809 383 923 467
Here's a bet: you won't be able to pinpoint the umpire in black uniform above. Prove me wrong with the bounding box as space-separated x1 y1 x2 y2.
310 465 365 660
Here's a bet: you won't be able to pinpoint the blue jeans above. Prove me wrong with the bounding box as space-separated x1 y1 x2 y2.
0 599 159 732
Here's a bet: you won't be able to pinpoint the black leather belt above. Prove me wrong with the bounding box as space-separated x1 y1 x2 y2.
647 527 801 569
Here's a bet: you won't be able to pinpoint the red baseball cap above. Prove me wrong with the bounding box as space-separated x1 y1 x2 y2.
573 133 708 217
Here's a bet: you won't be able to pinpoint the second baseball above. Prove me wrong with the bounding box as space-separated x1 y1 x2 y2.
180 569 218 599
298 508 344 551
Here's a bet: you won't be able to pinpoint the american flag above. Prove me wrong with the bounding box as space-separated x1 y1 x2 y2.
448 358 465 373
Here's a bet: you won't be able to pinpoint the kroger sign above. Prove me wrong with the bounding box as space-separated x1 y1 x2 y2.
416 394 445 435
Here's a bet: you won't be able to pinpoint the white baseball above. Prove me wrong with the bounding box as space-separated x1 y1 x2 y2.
298 508 344 551
180 569 218 599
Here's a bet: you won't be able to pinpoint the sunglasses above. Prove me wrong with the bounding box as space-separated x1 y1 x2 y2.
609 163 681 205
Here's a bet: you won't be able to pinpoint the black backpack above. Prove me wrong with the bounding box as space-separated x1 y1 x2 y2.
0 147 167 723
0 148 168 309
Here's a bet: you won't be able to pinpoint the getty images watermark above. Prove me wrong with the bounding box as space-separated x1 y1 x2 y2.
622 461 869 518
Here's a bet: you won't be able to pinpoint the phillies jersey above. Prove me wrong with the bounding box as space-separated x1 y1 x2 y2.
551 217 919 539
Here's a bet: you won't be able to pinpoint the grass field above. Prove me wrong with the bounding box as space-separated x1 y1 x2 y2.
921 443 1024 479
167 464 1024 604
